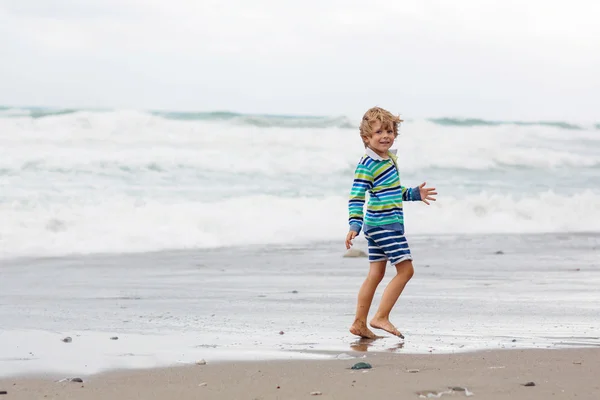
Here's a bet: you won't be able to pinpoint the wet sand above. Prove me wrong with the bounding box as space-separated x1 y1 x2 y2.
2 348 599 400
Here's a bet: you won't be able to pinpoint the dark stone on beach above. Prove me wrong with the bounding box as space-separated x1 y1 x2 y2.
522 382 536 387
450 386 466 391
495 250 504 255
62 337 72 343
279 331 285 335
512 339 517 342
291 290 299 293
351 362 372 370
110 336 119 340
70 378 83 383
0 391 7 395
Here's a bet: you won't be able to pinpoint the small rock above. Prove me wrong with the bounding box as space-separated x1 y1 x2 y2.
495 250 504 255
110 337 119 340
343 249 368 258
70 378 83 383
450 386 466 391
291 290 298 294
0 391 7 395
351 362 372 370
196 359 207 365
279 331 285 335
512 339 517 342
522 382 536 387
407 369 420 373
310 391 322 396
199 383 207 387
62 337 72 343
277 386 281 389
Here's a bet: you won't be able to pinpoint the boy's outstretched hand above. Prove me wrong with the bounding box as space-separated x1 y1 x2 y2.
345 231 357 249
418 182 437 205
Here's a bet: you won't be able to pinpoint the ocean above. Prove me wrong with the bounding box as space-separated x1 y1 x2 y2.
1 107 599 377
1 107 599 259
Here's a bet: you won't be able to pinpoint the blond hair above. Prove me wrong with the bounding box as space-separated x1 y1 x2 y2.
359 107 403 147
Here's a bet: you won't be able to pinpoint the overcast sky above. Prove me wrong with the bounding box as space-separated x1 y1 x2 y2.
1 0 598 121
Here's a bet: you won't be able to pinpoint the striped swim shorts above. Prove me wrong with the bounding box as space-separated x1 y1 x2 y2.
364 227 412 265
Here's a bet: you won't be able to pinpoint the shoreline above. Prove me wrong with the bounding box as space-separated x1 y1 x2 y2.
1 347 599 399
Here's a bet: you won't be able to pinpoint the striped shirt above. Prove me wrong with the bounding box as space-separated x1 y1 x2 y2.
348 147 421 234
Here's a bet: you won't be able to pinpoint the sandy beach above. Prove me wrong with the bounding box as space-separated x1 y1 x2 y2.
1 348 598 399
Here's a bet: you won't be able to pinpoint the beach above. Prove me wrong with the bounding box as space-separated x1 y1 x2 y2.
2 0 600 395
1 110 599 398
2 348 599 399
1 233 599 399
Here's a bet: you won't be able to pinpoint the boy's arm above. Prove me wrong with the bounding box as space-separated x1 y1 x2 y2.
401 186 422 202
348 163 373 235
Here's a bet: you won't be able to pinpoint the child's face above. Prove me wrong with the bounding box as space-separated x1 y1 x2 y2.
365 120 395 156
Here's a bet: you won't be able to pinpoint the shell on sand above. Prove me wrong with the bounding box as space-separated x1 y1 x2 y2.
343 249 368 258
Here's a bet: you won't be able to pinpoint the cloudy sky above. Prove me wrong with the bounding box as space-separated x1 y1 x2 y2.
1 0 598 121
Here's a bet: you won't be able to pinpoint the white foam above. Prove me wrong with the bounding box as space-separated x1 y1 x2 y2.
1 111 599 176
1 191 599 260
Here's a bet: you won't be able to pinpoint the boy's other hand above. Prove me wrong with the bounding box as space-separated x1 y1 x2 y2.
418 182 438 205
345 231 357 249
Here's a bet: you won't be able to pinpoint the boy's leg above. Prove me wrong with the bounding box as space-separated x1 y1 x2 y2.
349 260 387 339
370 260 414 338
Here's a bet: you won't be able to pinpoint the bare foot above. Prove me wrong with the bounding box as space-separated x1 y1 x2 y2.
370 317 404 339
349 320 380 339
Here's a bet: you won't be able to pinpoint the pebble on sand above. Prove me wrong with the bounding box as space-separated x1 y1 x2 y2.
343 249 367 258
351 362 372 370
110 336 119 340
196 359 207 365
62 337 72 343
0 391 7 395
310 391 322 396
522 382 536 387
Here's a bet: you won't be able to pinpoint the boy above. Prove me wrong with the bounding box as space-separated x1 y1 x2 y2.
345 107 437 339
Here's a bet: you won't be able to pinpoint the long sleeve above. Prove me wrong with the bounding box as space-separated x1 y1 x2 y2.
348 162 373 234
401 186 422 202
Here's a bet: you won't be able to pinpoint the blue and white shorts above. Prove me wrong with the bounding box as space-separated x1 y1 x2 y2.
364 227 412 265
